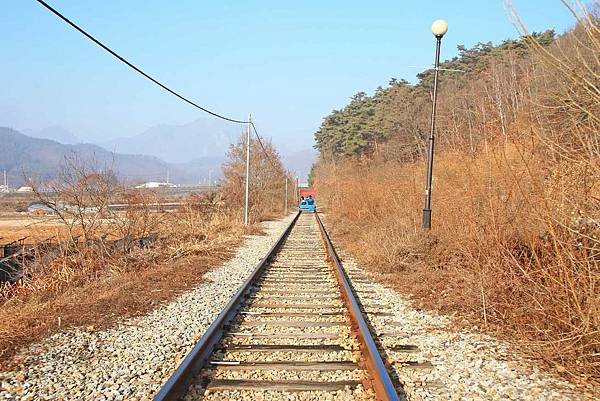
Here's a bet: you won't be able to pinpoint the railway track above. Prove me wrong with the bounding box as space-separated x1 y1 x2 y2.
154 211 400 401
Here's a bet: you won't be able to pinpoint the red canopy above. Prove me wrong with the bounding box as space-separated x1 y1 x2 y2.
299 189 315 198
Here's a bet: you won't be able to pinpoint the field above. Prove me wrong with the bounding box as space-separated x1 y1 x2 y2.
0 215 71 245
0 193 34 213
0 152 290 365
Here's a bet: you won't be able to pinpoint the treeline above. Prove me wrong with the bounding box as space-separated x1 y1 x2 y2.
221 133 295 223
314 31 555 159
313 4 599 380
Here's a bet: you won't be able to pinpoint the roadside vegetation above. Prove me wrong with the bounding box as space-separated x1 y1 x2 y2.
0 135 292 364
221 132 296 222
313 2 599 381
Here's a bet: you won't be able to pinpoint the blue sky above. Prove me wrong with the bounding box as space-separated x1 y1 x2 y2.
1 1 575 151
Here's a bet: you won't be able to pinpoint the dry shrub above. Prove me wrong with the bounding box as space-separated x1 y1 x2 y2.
221 133 295 223
162 195 248 260
317 138 599 379
0 193 250 362
315 3 599 380
0 166 259 362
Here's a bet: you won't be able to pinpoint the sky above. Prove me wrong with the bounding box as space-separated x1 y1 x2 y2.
1 1 576 152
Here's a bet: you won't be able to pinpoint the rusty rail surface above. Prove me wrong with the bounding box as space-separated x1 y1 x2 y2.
153 211 302 401
315 212 399 401
153 210 400 401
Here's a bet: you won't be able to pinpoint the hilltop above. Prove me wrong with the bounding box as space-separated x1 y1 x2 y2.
0 127 193 186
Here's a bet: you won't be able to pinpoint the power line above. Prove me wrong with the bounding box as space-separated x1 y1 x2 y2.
35 0 249 124
250 122 283 174
35 1 289 185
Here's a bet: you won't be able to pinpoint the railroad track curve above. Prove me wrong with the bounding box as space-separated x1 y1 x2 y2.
154 211 400 401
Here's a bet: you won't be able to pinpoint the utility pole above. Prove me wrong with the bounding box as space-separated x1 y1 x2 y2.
244 114 252 225
284 177 288 214
208 169 213 187
3 169 6 191
422 19 448 230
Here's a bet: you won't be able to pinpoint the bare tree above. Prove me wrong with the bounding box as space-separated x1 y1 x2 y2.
31 154 118 244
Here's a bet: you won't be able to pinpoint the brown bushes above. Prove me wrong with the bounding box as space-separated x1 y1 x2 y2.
314 2 599 380
316 139 599 379
0 156 254 362
221 133 295 223
0 196 249 363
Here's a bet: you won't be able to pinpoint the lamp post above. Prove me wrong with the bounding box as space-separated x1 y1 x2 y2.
422 19 448 230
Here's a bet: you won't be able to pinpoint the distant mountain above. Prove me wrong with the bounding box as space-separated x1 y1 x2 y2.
281 148 317 182
101 118 243 164
13 118 316 184
173 149 316 184
176 156 227 184
0 127 194 187
23 125 81 145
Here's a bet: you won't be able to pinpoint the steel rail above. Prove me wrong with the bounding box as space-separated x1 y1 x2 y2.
153 211 301 401
315 212 400 401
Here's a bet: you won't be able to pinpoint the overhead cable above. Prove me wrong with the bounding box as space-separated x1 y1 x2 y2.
250 122 283 174
36 0 287 176
35 0 248 124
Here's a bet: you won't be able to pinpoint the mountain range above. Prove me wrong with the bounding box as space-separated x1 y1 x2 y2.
7 118 316 185
0 127 193 187
101 119 243 164
23 126 81 145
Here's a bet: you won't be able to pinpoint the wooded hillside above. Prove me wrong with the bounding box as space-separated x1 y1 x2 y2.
313 5 599 380
0 127 193 186
314 31 555 159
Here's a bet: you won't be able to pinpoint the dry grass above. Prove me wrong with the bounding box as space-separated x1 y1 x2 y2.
316 140 599 382
0 193 35 213
314 2 600 383
0 202 266 366
1 248 230 369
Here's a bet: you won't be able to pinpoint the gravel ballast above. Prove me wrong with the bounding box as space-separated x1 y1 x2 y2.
187 213 372 401
335 248 598 400
0 216 295 401
2 212 597 400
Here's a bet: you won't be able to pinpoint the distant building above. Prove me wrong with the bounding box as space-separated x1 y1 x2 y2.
16 186 34 193
135 182 177 189
0 185 9 193
27 202 55 215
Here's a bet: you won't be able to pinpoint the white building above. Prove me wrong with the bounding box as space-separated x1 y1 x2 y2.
135 182 177 189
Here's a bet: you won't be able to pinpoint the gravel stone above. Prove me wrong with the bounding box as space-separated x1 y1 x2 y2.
334 245 598 400
0 215 295 400
5 211 591 400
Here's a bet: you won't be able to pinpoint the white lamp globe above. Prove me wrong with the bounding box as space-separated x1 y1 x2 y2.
431 19 448 37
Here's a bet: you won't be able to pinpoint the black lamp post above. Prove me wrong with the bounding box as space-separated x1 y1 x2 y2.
422 19 448 230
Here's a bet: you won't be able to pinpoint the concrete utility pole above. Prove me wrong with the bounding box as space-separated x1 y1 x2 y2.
244 114 252 225
422 19 448 230
3 169 6 190
284 177 288 214
208 169 213 186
